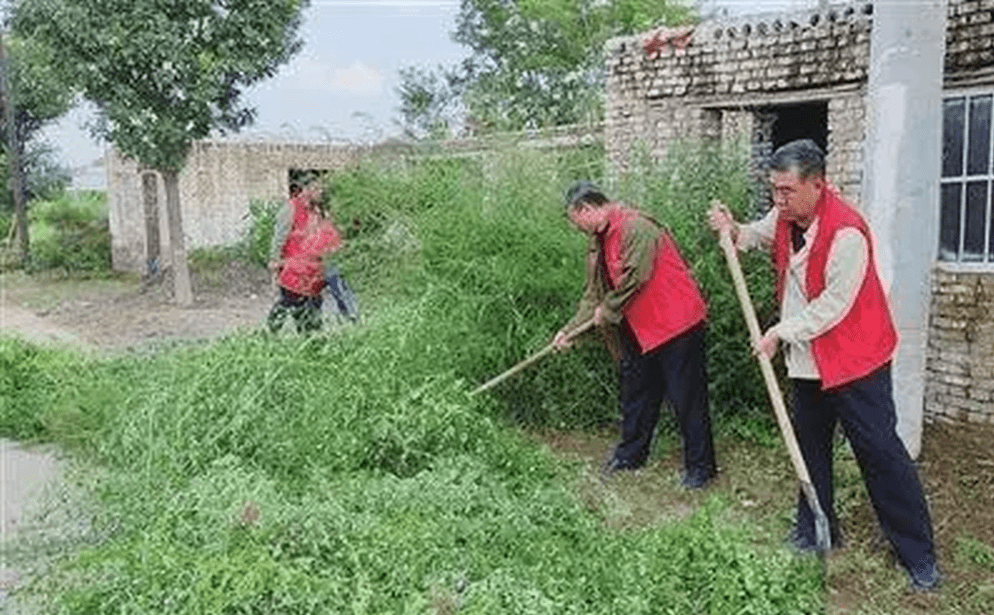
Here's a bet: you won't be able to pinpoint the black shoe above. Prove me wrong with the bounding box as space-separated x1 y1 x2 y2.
907 560 941 593
679 468 715 490
786 527 820 554
600 456 637 482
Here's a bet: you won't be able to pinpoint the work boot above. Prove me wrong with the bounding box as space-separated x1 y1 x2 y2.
680 467 715 490
907 560 941 593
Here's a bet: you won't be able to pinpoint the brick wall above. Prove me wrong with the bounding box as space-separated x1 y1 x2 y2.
946 0 994 82
926 269 994 424
604 2 873 197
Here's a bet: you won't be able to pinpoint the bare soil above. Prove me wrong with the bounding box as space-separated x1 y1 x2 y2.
1 261 273 350
2 264 993 613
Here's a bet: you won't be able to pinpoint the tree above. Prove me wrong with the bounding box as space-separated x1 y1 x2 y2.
395 64 468 140
396 0 695 137
0 30 73 263
12 0 309 304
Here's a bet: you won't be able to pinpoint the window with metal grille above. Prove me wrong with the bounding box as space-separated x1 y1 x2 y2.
940 93 994 264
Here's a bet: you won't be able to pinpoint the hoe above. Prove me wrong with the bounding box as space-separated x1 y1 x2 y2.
716 214 832 554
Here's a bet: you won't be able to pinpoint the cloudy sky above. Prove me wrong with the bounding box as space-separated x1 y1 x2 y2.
43 0 819 188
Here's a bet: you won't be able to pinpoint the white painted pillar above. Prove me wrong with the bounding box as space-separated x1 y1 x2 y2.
862 1 947 459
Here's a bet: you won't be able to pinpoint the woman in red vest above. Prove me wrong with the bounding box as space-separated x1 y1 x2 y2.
553 181 717 490
267 182 342 334
709 139 939 592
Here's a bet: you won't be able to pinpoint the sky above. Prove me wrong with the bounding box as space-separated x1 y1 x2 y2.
42 0 820 189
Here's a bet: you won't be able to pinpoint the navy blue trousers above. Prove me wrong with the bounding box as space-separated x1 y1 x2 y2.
792 366 937 573
612 324 716 476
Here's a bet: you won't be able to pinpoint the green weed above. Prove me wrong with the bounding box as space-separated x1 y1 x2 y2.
954 534 994 572
27 190 111 275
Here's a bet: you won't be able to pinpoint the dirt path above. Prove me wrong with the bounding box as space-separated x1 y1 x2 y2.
1 263 273 351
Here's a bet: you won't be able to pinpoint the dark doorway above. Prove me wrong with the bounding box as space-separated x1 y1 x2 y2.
768 101 828 152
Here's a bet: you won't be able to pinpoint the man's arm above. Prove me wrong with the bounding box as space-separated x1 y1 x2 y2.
769 229 868 342
755 229 868 358
560 237 602 334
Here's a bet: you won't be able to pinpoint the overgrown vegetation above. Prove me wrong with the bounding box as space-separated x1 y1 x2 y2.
2 143 831 613
22 190 111 275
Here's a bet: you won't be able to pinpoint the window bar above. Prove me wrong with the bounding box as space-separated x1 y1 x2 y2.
988 95 994 263
959 98 969 261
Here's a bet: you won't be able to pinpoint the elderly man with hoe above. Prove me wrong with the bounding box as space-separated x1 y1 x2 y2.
267 182 343 334
553 181 717 490
708 139 940 592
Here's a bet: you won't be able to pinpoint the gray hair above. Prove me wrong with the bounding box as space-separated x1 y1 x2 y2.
564 181 609 210
769 139 826 179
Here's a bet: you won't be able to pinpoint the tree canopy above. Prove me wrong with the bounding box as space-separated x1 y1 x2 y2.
397 0 696 137
12 0 309 302
12 0 309 173
0 34 74 213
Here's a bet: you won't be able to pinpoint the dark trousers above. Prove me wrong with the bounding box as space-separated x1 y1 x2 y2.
613 324 716 476
792 366 936 573
267 287 323 334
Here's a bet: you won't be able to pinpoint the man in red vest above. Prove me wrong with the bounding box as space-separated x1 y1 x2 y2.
268 182 342 334
709 139 939 592
553 181 717 489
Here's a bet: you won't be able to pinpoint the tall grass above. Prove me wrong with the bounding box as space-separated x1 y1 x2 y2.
26 190 111 275
2 143 822 613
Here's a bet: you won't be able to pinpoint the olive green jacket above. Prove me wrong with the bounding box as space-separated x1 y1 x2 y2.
562 208 661 353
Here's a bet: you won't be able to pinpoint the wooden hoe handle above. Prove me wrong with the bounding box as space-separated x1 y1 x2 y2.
471 318 595 396
717 224 832 550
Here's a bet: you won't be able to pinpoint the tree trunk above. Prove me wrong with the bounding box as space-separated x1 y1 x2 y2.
0 30 29 266
161 168 193 306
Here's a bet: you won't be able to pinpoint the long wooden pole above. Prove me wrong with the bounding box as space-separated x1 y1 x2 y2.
471 319 595 396
717 224 832 552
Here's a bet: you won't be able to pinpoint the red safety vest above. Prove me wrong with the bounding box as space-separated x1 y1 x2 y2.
278 196 341 296
771 188 898 389
602 208 707 354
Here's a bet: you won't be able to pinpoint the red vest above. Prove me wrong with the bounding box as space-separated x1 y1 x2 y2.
602 208 707 354
771 188 898 389
278 196 341 296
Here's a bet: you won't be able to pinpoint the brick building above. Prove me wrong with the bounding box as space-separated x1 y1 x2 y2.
604 0 994 424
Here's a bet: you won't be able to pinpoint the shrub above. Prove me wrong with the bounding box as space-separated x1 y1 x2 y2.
606 138 778 421
241 198 282 267
29 191 111 275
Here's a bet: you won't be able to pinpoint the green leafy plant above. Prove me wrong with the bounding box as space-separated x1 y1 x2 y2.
241 198 283 267
955 534 994 572
27 191 111 275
